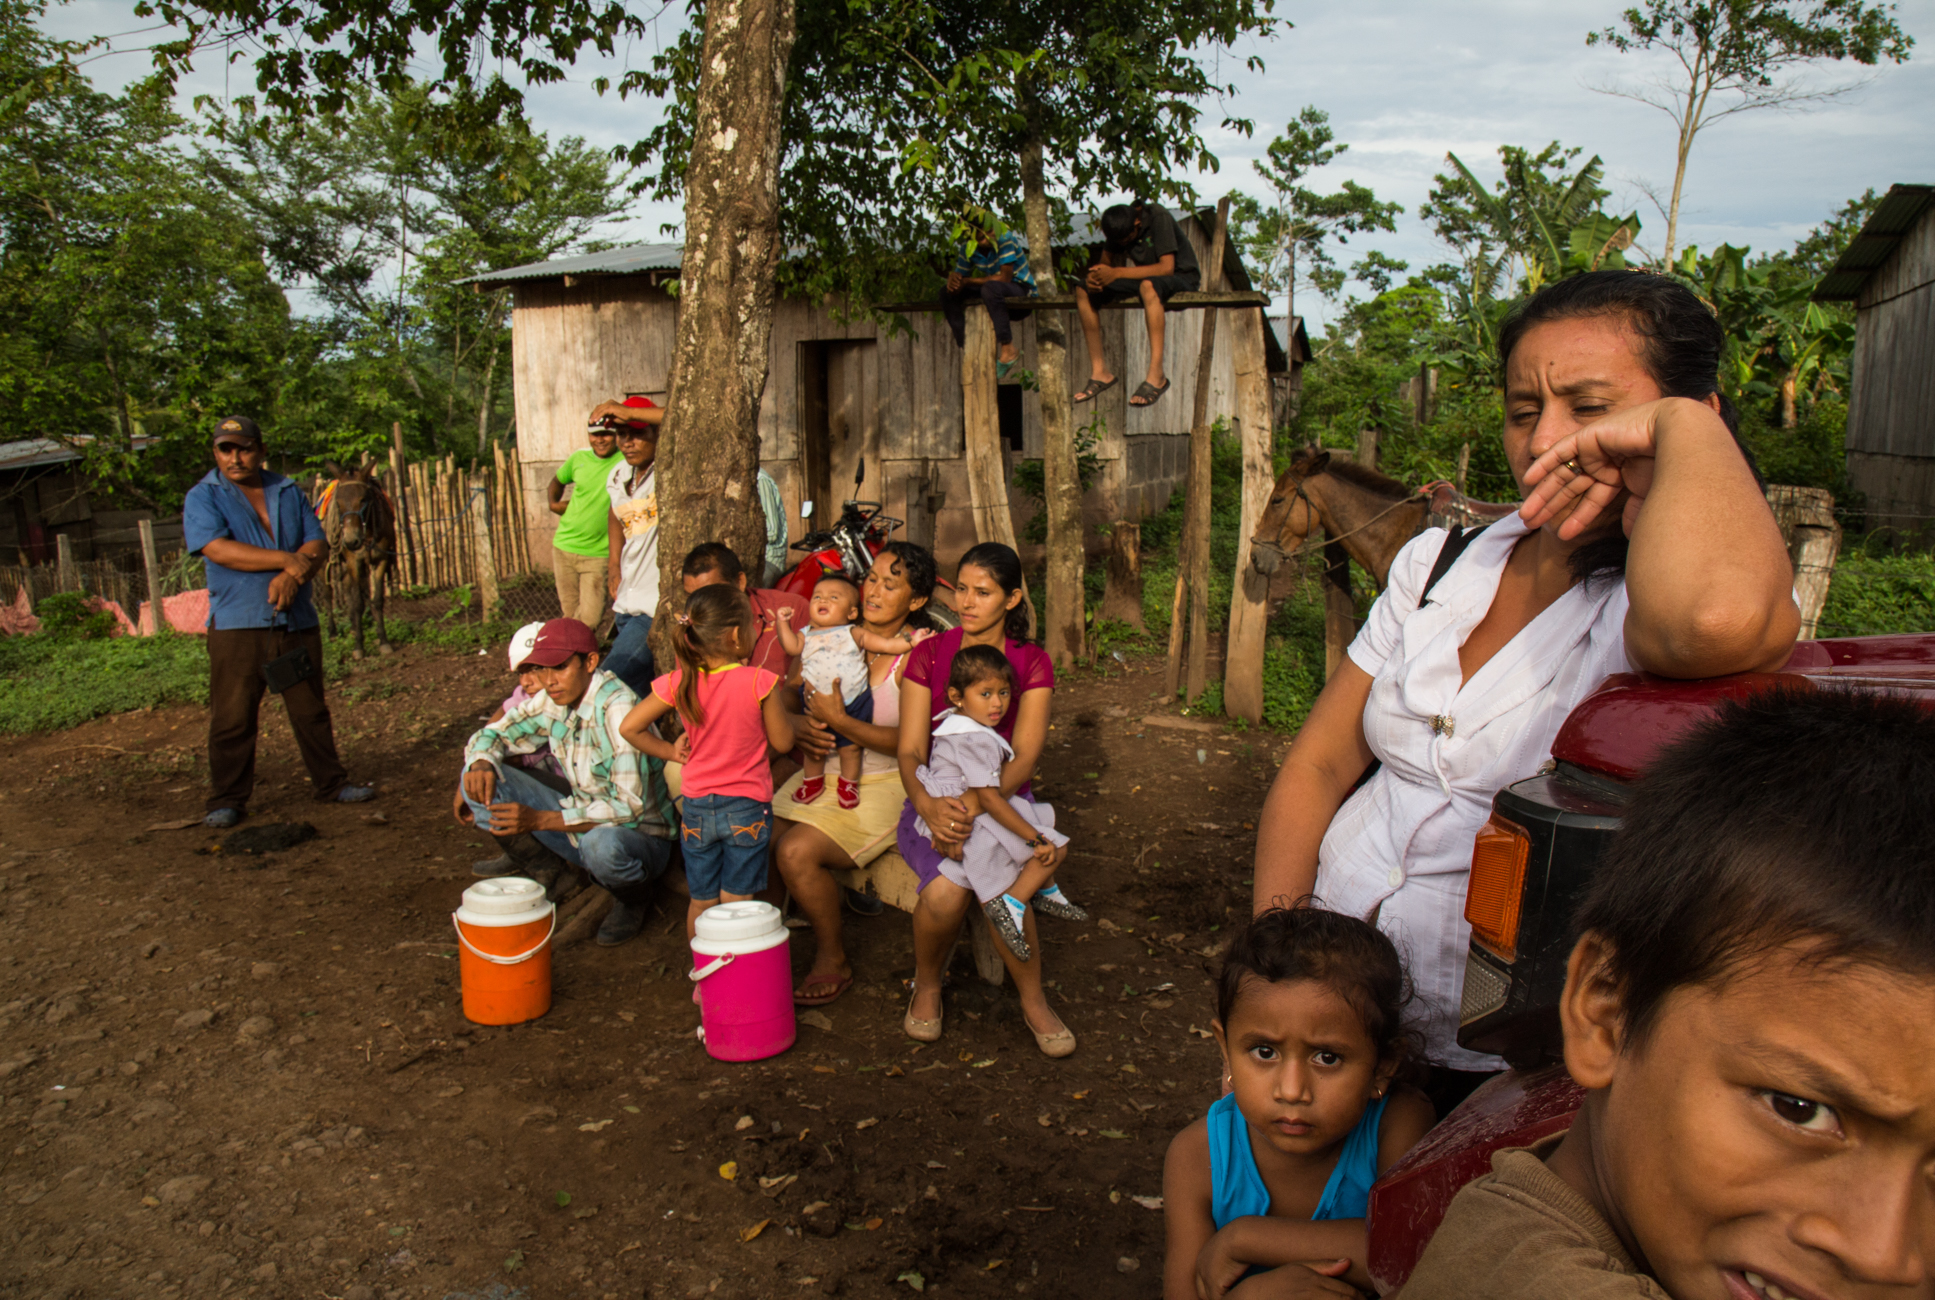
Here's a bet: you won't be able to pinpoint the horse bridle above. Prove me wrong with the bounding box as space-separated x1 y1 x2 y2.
1253 478 1427 567
331 482 392 559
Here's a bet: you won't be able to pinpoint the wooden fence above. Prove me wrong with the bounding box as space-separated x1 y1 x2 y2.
4 445 550 630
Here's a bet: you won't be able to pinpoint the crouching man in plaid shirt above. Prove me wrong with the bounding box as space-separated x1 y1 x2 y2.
458 618 677 946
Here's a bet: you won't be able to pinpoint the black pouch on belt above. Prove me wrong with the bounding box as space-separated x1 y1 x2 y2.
261 644 315 695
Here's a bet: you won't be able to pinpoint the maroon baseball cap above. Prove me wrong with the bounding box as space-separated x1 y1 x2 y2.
518 618 598 668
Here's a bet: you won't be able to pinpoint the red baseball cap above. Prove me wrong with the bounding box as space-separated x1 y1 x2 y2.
518 618 598 668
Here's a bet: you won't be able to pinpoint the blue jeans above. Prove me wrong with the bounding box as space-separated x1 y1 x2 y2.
604 611 655 698
680 793 771 900
461 764 672 890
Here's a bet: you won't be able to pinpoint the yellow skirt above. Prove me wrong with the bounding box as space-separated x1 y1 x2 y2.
771 767 907 867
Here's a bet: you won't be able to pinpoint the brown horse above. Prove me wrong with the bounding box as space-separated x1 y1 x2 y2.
319 459 396 659
1248 446 1516 591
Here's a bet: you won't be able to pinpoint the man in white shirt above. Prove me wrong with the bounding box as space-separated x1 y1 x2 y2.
600 399 660 695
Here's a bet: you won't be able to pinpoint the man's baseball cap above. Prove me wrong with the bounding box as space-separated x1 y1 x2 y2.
213 415 262 444
617 394 658 431
518 618 598 668
506 622 544 672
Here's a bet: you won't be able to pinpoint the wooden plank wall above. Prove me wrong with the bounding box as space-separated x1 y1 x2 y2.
503 211 1257 571
1850 209 1935 461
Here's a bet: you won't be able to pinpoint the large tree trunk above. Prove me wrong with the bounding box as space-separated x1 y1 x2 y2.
1023 137 1082 666
655 0 799 607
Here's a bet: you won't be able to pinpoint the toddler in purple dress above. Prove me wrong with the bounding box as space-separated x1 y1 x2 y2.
912 645 1085 959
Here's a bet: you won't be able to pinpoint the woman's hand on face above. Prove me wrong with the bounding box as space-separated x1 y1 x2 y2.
1519 397 1689 540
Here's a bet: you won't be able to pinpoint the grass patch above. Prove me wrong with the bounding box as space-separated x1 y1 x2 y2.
0 603 519 735
1818 549 1935 638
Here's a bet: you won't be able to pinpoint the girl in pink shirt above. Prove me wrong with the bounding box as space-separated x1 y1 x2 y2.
620 584 794 939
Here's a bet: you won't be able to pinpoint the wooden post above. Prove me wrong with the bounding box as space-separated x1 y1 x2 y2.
1455 442 1471 495
960 309 1031 619
1354 426 1381 470
1766 485 1842 640
138 518 166 636
1222 306 1275 726
1323 542 1354 681
1099 521 1145 630
55 533 78 592
1171 195 1232 704
468 472 500 622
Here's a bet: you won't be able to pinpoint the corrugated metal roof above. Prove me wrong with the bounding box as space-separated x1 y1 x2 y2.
1814 183 1935 301
1269 316 1310 364
461 241 685 286
0 436 155 472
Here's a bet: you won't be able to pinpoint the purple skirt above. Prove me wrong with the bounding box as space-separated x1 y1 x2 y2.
895 789 1035 893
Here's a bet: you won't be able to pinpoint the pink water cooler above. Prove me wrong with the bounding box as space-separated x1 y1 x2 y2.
690 901 796 1062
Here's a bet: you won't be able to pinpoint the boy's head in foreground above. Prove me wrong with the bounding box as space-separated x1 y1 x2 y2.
1215 905 1413 1159
1549 686 1935 1300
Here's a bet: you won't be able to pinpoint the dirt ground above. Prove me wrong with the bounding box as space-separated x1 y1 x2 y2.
0 636 1286 1300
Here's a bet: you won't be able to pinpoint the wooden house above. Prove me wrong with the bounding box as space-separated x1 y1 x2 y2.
1817 183 1935 533
468 213 1293 569
0 437 173 565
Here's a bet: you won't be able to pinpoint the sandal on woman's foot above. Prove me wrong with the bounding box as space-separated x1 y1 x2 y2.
1033 883 1088 922
1129 378 1171 407
1073 376 1118 404
982 894 1032 961
903 984 943 1043
793 972 853 1006
1028 1010 1076 1059
792 776 825 804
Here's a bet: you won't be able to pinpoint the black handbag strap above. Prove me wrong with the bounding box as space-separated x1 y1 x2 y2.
1417 523 1487 609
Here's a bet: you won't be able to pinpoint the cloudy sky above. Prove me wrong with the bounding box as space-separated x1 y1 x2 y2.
48 0 1935 330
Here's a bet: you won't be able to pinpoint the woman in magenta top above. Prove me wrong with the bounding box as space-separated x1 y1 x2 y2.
896 542 1074 1058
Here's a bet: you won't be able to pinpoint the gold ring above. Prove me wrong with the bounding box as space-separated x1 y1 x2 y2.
1562 457 1584 475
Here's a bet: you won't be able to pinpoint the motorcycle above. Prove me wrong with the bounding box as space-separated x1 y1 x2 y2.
776 458 954 615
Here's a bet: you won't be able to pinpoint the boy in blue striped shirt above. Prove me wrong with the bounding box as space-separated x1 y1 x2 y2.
941 219 1036 381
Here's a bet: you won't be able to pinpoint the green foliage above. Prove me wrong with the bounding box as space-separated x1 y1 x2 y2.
1231 107 1402 312
1736 400 1847 494
33 592 118 641
1014 415 1104 542
0 631 209 731
1818 551 1935 638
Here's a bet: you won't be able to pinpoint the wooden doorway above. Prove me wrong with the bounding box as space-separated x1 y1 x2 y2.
798 340 880 516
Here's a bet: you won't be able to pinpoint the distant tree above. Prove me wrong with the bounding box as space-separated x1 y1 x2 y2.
1421 142 1640 297
1586 0 1913 266
1234 107 1401 334
0 0 291 506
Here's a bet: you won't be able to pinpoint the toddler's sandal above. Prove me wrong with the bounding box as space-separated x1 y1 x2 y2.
792 776 826 804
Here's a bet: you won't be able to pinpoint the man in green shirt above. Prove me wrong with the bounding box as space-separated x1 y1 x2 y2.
548 414 623 627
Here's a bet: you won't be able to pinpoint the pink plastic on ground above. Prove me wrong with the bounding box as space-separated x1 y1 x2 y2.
136 589 210 634
693 941 797 1063
0 587 38 636
1367 1067 1585 1294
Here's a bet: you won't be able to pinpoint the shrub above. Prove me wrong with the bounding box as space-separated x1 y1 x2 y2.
1818 549 1935 638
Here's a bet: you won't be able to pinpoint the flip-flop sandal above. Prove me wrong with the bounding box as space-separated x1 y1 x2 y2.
793 973 854 1006
995 358 1018 381
1073 376 1119 404
1129 378 1171 407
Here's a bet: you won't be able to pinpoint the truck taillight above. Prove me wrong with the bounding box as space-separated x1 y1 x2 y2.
1466 815 1532 961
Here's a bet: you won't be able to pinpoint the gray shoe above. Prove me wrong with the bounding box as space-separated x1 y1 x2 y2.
844 886 886 917
1032 887 1088 922
596 882 654 946
335 784 377 803
982 895 1031 962
472 832 556 880
204 808 243 830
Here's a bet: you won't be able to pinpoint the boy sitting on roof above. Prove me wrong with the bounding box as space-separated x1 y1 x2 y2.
1073 201 1201 409
1400 686 1935 1300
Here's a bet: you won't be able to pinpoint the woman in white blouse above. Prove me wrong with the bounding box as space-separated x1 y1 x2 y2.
1252 271 1800 1106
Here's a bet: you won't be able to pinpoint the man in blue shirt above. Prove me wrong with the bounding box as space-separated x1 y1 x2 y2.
940 216 1037 382
182 415 375 829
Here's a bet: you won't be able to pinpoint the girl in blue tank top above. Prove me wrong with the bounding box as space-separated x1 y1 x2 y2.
1162 907 1437 1300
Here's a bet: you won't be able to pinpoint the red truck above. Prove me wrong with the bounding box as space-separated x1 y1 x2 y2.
1365 632 1935 1293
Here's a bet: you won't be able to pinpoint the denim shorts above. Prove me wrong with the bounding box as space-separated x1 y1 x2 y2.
680 793 771 899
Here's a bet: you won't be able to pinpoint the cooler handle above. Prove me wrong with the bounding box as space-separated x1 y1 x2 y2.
690 953 737 982
451 911 557 966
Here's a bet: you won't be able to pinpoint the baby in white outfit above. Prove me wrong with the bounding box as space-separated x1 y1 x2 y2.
775 573 927 808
